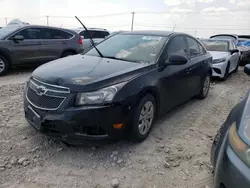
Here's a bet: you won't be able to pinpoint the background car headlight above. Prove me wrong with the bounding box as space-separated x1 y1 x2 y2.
213 58 226 64
75 82 127 105
229 122 250 167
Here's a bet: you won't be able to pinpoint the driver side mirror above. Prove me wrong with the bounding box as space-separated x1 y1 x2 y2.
13 35 24 41
244 64 250 76
230 49 239 55
167 55 188 65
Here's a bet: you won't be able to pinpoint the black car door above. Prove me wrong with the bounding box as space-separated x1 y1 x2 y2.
185 36 208 97
158 35 191 113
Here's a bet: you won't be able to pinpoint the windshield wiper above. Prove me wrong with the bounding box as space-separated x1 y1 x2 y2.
75 16 104 58
104 56 146 63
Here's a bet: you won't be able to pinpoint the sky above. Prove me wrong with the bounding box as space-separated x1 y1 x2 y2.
0 0 249 38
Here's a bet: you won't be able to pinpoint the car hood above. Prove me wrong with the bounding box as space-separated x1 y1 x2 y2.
208 51 230 60
31 54 154 92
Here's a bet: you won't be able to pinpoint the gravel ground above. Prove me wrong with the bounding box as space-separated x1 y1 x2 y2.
0 67 249 188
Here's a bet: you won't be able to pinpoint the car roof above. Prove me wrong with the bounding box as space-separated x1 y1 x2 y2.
74 28 109 32
17 25 77 33
201 38 231 42
121 30 174 37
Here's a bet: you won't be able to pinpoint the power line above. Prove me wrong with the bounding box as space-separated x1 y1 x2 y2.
135 24 250 31
47 12 130 19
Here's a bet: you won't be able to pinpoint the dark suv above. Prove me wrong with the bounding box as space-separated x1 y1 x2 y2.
0 24 83 75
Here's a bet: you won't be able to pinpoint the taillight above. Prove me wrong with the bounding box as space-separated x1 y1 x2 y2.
78 36 83 45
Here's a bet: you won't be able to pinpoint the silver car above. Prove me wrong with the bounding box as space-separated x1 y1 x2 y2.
73 28 110 52
201 39 240 80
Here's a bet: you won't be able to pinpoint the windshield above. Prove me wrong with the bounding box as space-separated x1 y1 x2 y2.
210 35 237 44
0 25 22 39
201 40 229 52
85 34 167 63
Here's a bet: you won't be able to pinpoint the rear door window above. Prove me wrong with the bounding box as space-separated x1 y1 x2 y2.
39 28 73 39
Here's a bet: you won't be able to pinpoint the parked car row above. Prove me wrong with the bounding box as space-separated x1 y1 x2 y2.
1 21 247 187
23 31 213 141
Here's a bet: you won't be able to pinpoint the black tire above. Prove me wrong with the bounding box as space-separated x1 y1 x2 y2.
196 74 210 99
0 55 10 76
61 51 75 58
130 94 156 142
222 62 230 80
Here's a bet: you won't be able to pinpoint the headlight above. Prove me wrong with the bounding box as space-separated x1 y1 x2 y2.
75 82 127 105
229 122 250 167
213 58 226 64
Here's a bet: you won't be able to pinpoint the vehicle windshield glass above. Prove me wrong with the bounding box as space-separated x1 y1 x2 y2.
0 25 22 39
85 34 168 63
201 40 229 52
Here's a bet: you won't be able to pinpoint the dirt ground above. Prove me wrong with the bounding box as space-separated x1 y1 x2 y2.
0 67 249 188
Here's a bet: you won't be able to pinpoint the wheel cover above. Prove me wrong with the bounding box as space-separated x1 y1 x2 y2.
0 58 5 73
138 101 154 135
203 76 210 96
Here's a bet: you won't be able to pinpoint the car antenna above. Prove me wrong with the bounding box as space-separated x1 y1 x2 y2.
75 16 103 58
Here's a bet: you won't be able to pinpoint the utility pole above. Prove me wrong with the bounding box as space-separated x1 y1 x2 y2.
195 30 197 37
4 17 7 26
46 16 49 26
131 12 135 31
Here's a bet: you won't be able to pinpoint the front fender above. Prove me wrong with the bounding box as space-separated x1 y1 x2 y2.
114 69 161 109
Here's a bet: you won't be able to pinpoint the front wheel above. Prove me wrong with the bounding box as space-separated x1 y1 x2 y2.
130 94 156 142
196 74 210 99
222 63 230 80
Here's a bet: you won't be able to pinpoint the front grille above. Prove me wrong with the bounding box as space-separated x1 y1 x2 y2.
27 88 65 110
30 77 70 93
26 77 70 110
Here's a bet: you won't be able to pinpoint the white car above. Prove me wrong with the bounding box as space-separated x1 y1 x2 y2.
201 39 240 80
73 28 110 52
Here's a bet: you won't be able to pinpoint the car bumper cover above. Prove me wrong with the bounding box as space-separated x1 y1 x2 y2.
214 146 250 188
23 97 131 140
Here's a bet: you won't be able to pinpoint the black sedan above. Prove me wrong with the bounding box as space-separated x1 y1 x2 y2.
23 31 212 142
211 65 250 188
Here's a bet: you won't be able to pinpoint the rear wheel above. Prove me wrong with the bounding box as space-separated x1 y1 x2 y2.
130 94 156 142
196 74 210 99
0 55 10 76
